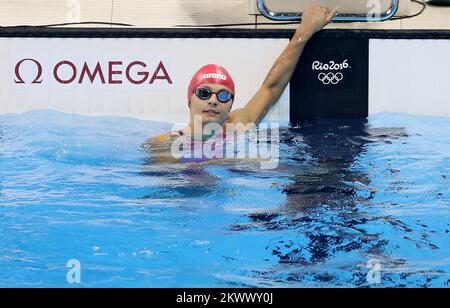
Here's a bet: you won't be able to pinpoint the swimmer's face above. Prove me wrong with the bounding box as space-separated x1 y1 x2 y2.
189 83 234 124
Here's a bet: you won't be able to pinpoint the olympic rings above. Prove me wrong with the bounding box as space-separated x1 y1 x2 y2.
318 72 344 85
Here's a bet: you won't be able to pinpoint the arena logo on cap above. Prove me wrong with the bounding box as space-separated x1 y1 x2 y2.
203 73 227 80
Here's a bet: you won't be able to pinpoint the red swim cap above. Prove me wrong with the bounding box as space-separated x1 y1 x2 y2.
187 64 235 105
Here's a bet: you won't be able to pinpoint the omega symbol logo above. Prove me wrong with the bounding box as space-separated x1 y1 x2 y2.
14 58 43 84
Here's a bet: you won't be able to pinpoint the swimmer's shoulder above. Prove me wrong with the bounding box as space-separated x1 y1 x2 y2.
227 108 252 125
148 129 186 144
150 133 172 143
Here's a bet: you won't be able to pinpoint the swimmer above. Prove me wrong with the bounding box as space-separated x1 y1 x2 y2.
148 5 337 154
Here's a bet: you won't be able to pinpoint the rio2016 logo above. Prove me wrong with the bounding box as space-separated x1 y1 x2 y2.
312 59 351 86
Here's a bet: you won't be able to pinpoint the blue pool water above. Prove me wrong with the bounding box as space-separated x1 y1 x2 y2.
0 110 449 288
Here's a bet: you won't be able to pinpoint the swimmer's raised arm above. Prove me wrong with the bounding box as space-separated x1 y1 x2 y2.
228 5 337 125
147 5 337 147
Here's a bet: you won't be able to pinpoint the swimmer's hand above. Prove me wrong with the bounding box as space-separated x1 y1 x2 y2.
299 5 338 39
227 5 337 125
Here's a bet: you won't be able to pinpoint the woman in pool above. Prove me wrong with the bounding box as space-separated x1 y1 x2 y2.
150 5 337 143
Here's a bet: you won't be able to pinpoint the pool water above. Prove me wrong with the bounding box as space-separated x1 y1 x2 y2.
0 110 449 287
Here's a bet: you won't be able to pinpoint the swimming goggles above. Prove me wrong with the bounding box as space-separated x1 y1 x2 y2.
194 88 234 103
